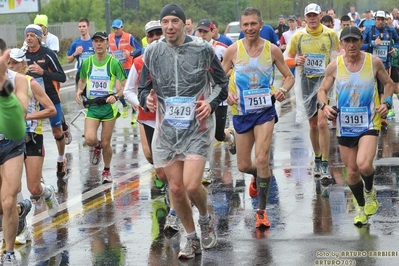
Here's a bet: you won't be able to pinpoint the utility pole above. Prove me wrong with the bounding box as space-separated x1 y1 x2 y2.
105 0 111 34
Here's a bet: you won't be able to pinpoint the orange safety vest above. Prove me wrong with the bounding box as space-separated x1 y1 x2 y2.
133 55 156 122
108 31 134 70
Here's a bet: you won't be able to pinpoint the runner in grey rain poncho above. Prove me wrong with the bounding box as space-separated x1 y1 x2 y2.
138 35 228 168
138 3 228 258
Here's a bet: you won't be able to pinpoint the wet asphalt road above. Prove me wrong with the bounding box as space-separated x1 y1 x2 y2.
5 75 399 266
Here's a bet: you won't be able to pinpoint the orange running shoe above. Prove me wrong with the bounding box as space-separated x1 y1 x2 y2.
249 176 258 198
255 209 270 228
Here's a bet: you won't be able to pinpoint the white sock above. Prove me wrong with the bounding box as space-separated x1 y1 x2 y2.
186 231 197 239
57 155 65 162
199 212 210 222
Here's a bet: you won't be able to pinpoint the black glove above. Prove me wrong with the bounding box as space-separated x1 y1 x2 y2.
328 106 340 121
0 80 14 97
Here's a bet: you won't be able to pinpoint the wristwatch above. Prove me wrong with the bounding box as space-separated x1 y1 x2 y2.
113 94 120 101
318 102 327 110
383 101 392 110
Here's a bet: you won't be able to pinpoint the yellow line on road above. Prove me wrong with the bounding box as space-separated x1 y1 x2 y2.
14 164 154 244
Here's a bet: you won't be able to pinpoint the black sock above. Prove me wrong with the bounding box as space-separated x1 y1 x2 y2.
104 167 110 171
361 172 374 192
96 141 102 149
257 176 271 209
349 180 365 206
250 169 257 177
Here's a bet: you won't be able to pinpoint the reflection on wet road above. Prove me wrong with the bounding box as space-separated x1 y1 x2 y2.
5 82 399 265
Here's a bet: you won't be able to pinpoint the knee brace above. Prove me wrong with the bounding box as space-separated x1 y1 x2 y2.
55 133 65 141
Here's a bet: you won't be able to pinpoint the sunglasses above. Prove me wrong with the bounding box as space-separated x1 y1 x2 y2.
147 30 163 38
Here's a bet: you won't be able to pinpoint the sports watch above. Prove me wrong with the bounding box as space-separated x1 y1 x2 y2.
318 102 327 110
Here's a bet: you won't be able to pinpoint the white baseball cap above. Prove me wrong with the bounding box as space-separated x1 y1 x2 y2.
145 20 162 33
9 48 26 62
374 10 386 18
304 3 321 15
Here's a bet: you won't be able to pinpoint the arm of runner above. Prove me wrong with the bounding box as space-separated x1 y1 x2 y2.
390 26 399 49
206 54 229 113
27 78 56 120
130 35 143 58
66 42 76 63
374 56 395 117
39 51 67 82
123 63 140 106
14 73 28 117
271 44 294 102
361 29 371 51
317 59 338 120
75 79 86 105
221 44 239 106
137 65 153 112
75 60 88 105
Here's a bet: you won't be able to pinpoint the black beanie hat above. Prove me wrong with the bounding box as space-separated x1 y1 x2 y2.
160 3 186 24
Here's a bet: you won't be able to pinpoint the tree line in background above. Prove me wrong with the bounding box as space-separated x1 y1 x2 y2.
1 0 399 56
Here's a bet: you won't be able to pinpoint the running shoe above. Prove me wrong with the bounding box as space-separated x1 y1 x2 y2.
178 237 201 259
131 112 137 124
153 174 165 190
56 158 67 179
91 141 102 165
2 252 17 265
45 185 59 217
64 122 73 145
255 209 270 228
102 169 113 184
202 168 213 185
227 129 236 155
313 158 322 178
57 175 68 195
164 213 179 232
122 105 129 118
30 195 43 209
321 161 331 179
364 187 378 216
17 199 32 236
249 176 258 198
255 227 270 238
320 180 332 198
15 227 32 245
387 109 395 120
199 215 217 249
354 206 368 226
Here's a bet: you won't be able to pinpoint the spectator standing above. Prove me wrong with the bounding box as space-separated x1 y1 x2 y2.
274 15 289 39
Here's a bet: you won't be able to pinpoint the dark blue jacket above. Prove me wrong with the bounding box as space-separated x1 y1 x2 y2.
361 25 399 68
239 25 280 46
